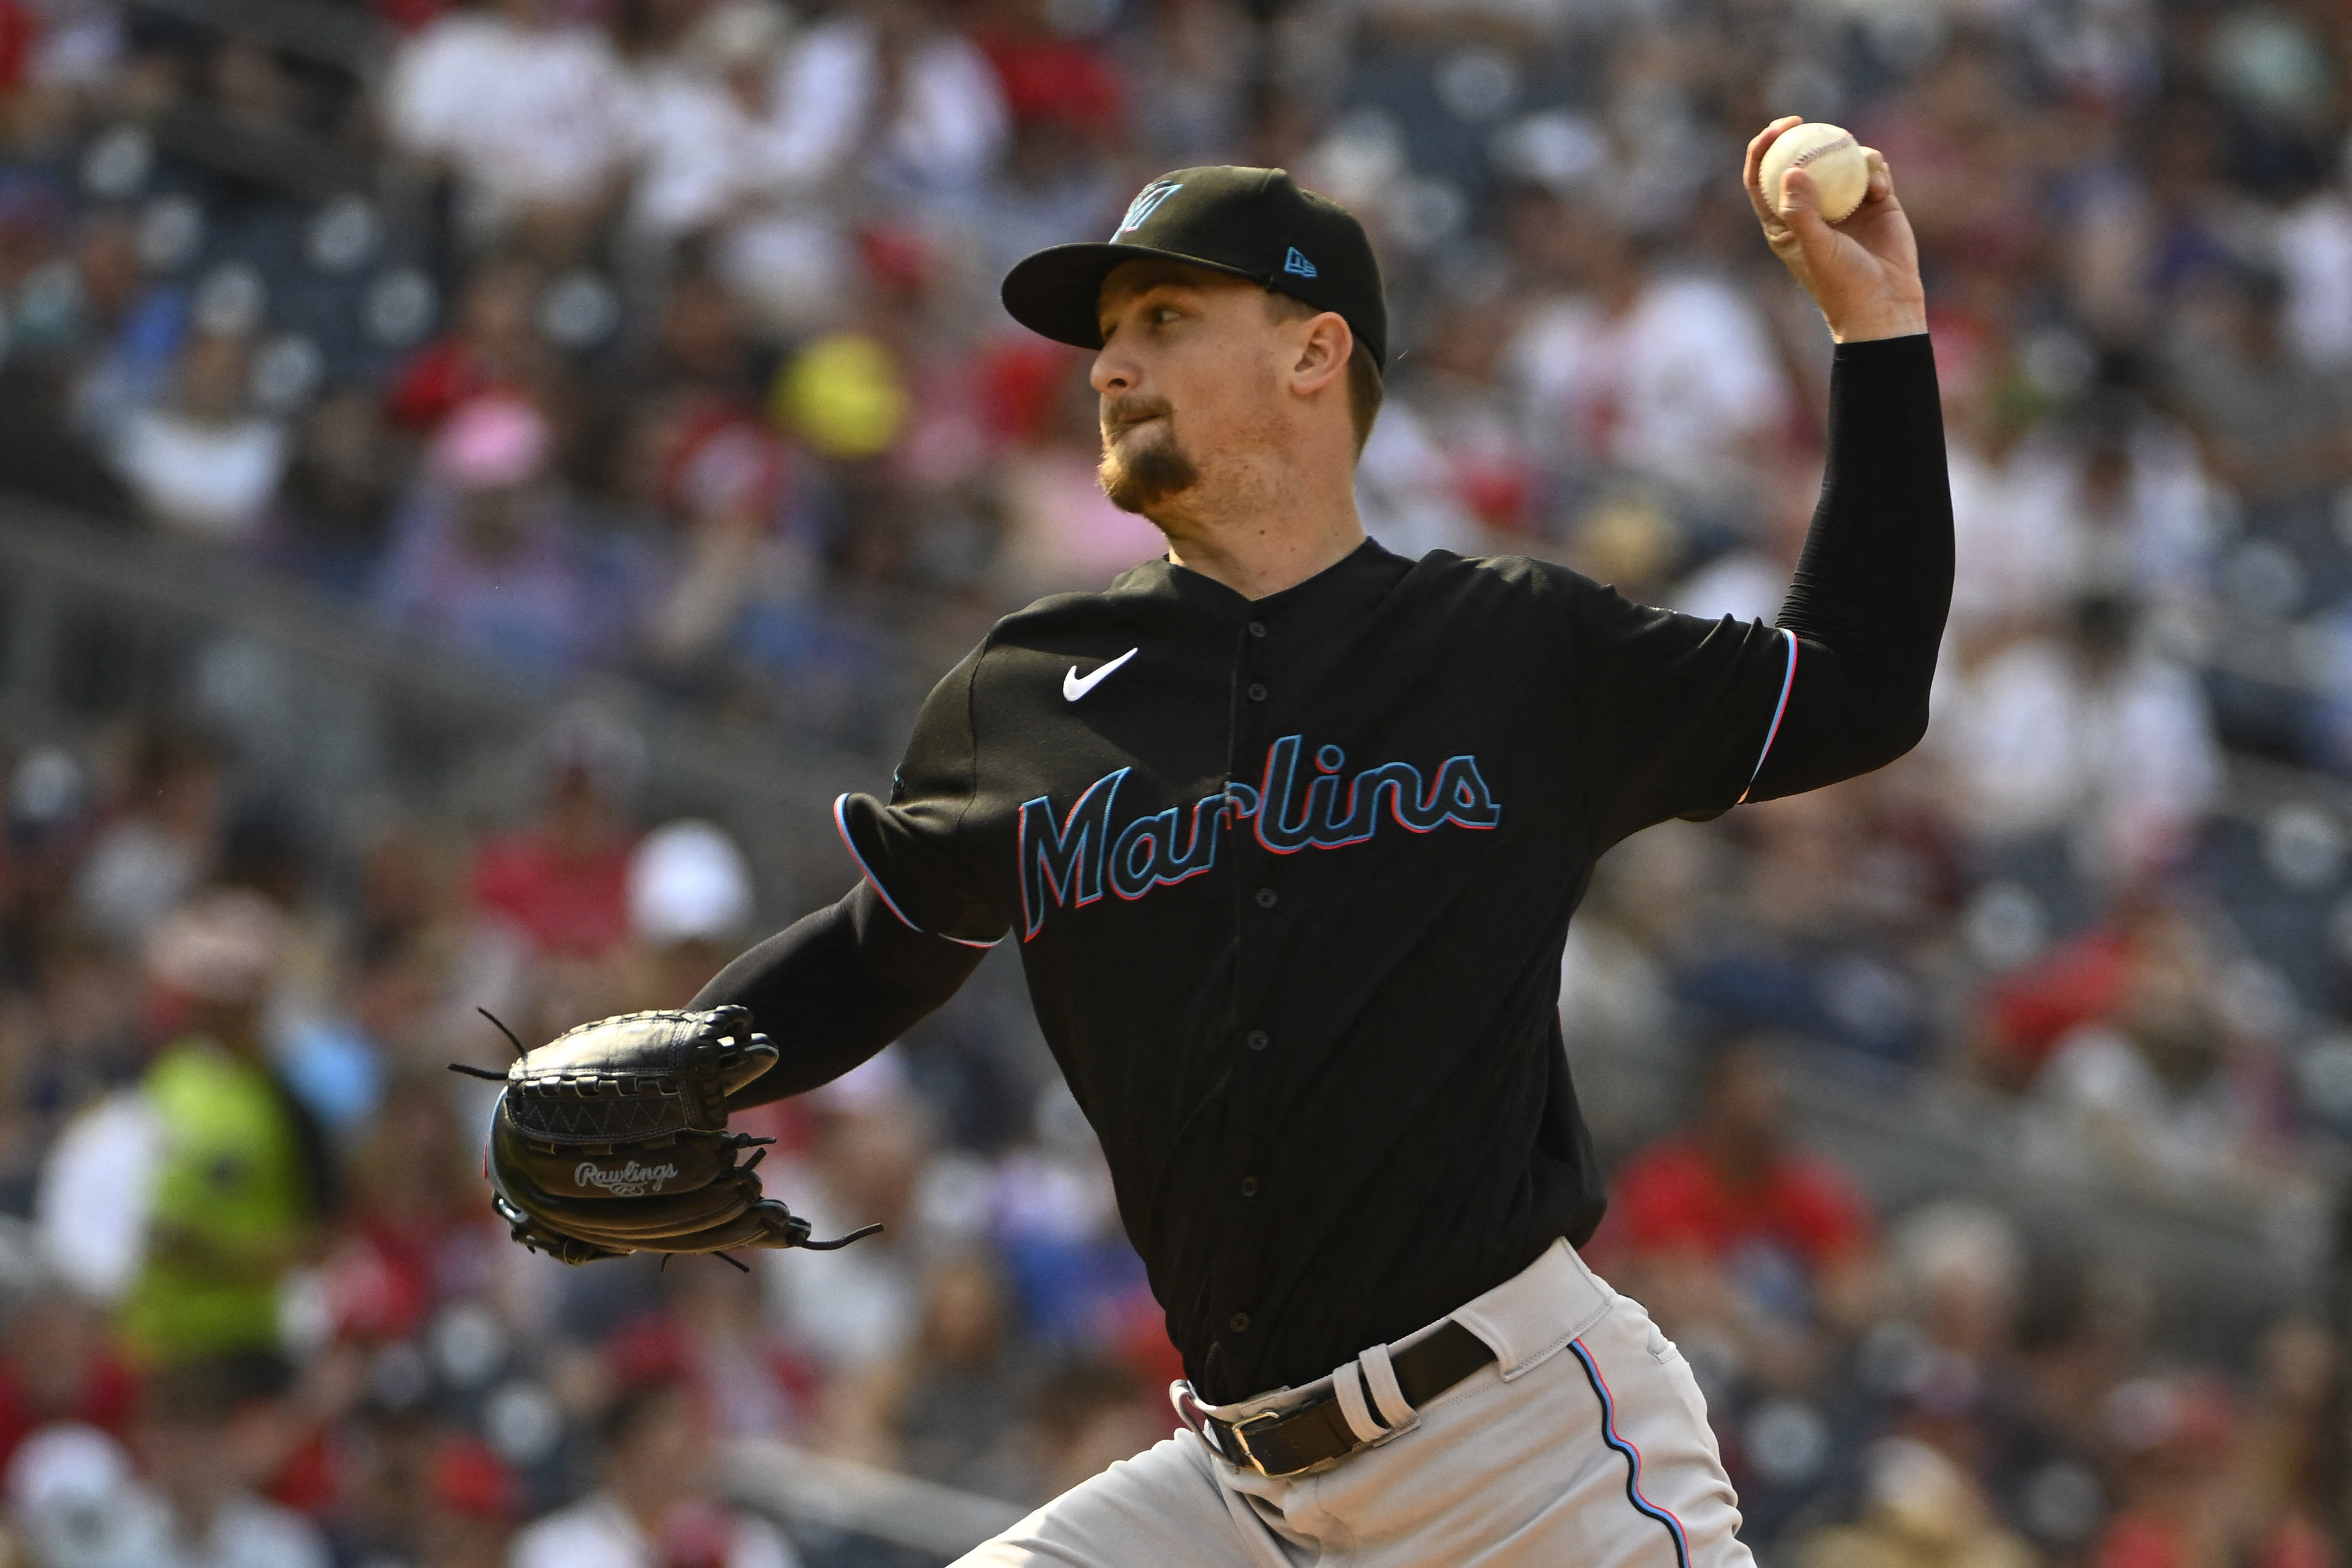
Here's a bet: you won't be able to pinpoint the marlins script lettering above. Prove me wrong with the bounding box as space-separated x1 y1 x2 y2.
1016 734 1502 939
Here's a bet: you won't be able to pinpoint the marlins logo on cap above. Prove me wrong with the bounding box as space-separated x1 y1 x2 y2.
1117 178 1185 237
1000 165 1390 371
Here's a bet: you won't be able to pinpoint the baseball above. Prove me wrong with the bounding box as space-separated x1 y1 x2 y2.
1760 121 1869 223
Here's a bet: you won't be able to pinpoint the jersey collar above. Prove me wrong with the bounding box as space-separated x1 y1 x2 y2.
1112 537 1405 615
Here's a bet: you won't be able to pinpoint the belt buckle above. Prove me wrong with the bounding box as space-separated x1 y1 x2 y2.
1227 1409 1286 1477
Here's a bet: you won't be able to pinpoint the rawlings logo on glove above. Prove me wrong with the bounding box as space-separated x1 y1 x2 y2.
453 1005 881 1266
573 1158 681 1195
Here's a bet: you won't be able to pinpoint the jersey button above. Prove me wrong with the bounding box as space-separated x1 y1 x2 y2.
1248 621 1268 638
1240 1176 1258 1197
1246 1030 1269 1051
1229 1313 1251 1333
1247 682 1268 701
1254 888 1277 908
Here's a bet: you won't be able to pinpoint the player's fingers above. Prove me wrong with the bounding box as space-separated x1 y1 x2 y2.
1777 166 1836 250
1861 147 1896 208
1743 116 1801 227
1742 118 1800 193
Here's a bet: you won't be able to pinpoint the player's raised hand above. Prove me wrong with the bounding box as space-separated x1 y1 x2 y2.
1745 116 1927 344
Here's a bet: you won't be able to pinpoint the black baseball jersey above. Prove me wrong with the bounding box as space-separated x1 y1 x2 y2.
707 335 1950 1404
836 542 1794 1402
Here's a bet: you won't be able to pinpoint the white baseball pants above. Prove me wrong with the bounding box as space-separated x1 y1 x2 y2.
955 1239 1753 1567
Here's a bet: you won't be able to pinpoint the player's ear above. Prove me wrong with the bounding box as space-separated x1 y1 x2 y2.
1289 311 1352 397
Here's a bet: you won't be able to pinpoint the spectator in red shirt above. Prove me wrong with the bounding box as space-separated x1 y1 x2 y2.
468 711 642 960
318 1075 498 1347
0 0 35 91
1597 1036 1878 1393
0 1279 141 1472
422 1433 522 1568
972 0 1124 143
381 259 558 435
603 1260 819 1447
2093 1375 2248 1568
1970 894 2191 1093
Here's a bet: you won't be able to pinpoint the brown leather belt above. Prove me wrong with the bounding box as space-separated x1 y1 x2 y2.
1183 1321 1496 1477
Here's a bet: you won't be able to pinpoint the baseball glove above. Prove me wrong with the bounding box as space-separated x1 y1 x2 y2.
456 1005 880 1266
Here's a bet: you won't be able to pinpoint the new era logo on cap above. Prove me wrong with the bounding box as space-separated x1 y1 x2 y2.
1283 247 1317 279
1115 178 1184 237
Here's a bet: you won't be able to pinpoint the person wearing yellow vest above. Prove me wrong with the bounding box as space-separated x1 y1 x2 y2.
116 888 330 1365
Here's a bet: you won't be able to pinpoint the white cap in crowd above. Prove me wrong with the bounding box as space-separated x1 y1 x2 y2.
628 819 753 947
144 886 289 1006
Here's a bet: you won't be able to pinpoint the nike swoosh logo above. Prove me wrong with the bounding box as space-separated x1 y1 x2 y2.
1064 647 1139 702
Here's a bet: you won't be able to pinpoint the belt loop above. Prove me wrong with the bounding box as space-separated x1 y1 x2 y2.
1170 1381 1226 1458
1358 1342 1416 1431
1331 1363 1387 1444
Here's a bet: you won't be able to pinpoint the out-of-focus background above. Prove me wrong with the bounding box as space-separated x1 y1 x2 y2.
0 0 2340 1561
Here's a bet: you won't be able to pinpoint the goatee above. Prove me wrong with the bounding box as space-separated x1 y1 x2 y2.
1098 399 1200 515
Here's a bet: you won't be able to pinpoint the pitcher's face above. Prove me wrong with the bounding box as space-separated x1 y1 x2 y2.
1090 261 1289 518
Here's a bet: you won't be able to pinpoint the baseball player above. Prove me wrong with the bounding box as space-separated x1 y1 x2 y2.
480 119 1949 1565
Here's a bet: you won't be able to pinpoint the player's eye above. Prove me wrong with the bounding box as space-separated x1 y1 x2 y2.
1152 305 1182 325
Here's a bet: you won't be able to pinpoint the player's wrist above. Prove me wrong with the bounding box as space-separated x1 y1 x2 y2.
1827 299 1928 343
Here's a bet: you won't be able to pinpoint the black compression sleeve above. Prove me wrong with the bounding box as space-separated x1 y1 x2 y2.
692 880 988 1108
1748 334 1953 800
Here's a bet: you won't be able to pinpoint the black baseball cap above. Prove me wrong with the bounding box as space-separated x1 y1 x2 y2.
1001 165 1389 371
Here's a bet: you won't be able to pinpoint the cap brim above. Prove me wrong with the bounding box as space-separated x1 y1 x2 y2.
1000 242 1260 351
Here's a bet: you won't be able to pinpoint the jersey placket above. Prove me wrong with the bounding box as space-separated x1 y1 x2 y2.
1213 606 1281 1361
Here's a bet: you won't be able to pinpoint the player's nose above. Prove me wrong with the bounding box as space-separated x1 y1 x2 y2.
1089 339 1139 397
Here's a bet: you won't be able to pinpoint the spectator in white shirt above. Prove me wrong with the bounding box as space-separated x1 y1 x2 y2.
1942 406 2085 649
628 0 855 333
1935 594 2220 893
9 1424 177 1568
1941 367 2219 658
2278 183 2352 372
510 1375 799 1568
109 332 289 545
630 1 799 240
2023 910 2268 1197
386 0 630 257
1508 222 1790 525
767 0 1008 205
625 0 1010 330
135 1359 333 1568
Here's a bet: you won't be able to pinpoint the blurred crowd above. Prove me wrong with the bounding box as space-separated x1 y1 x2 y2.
0 0 2340 1560
0 712 1172 1568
